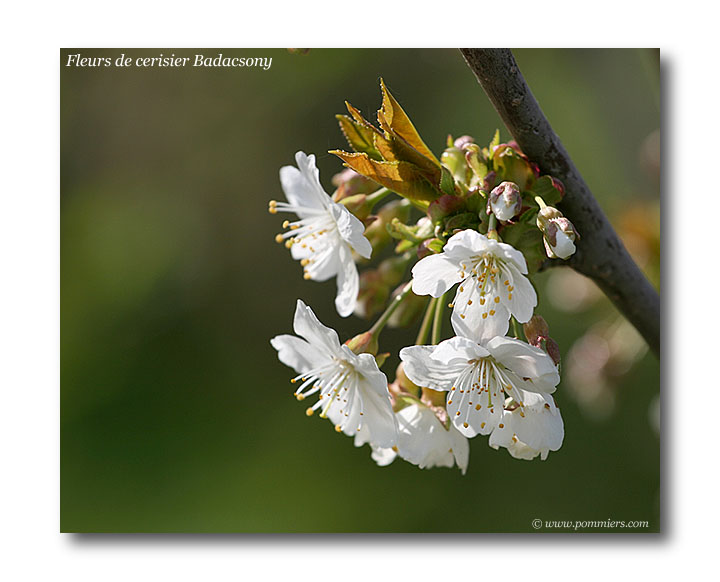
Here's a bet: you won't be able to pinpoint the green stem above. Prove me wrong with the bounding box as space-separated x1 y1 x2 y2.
534 195 547 210
431 292 447 344
512 317 522 340
487 214 500 241
366 187 392 209
415 297 437 345
369 281 413 337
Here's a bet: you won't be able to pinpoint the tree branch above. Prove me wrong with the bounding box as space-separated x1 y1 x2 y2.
459 48 659 356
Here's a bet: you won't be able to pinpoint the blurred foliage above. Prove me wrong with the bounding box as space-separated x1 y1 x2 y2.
61 48 660 532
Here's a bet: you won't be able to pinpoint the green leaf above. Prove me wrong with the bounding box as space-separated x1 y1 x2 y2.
336 114 383 160
500 221 546 274
377 78 440 166
330 150 440 208
528 175 564 206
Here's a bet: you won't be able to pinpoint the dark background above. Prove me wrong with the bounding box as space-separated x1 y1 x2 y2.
61 48 660 532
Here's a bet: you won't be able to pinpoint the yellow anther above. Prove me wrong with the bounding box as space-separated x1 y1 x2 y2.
334 424 342 432
480 422 486 428
482 313 488 319
459 286 464 292
463 422 469 428
498 423 504 429
512 435 518 443
284 240 293 249
456 411 461 416
300 258 310 266
494 296 500 303
460 314 466 319
295 393 305 401
268 207 277 214
508 293 513 300
448 400 453 405
489 310 495 316
303 273 312 280
448 303 454 308
392 446 399 453
508 286 514 292
275 234 284 243
305 408 314 416
290 378 297 384
503 280 509 286
475 404 481 410
467 300 473 305
282 220 290 228
480 297 486 305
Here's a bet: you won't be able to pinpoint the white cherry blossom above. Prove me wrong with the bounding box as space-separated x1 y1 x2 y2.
399 335 559 439
269 152 372 317
355 401 469 473
410 229 536 340
270 299 397 447
488 391 564 460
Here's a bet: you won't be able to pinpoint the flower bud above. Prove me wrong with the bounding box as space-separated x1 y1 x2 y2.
345 331 378 356
523 315 550 344
389 362 420 399
332 168 378 202
523 315 561 366
363 199 411 250
537 207 579 260
487 181 522 221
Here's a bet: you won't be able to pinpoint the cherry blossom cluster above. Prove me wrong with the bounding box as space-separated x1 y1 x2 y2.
269 81 579 473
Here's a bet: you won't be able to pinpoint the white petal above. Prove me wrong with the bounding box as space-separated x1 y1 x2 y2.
430 336 489 364
279 152 330 214
399 344 471 391
486 336 560 392
449 425 470 474
330 203 372 259
450 280 510 342
334 244 359 317
496 239 529 274
292 299 342 358
270 334 325 374
411 254 463 297
552 231 576 259
499 262 537 323
443 229 490 256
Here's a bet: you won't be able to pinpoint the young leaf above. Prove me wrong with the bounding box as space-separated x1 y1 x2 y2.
377 78 441 166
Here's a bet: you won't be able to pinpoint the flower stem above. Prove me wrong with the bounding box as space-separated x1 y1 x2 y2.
512 317 522 340
415 297 437 345
366 187 392 209
487 214 500 241
431 292 447 344
369 281 413 337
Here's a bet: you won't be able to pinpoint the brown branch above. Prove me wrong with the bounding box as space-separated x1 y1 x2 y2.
459 48 659 356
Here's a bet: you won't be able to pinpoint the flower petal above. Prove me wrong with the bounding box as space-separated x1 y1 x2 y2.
400 344 471 391
270 334 325 374
279 152 329 213
486 336 560 393
292 299 342 357
330 203 372 259
334 244 360 317
411 253 463 297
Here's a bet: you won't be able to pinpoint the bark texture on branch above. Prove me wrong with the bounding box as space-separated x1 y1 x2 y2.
460 48 659 356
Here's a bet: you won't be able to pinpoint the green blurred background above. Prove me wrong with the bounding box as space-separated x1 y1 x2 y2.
61 48 660 532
